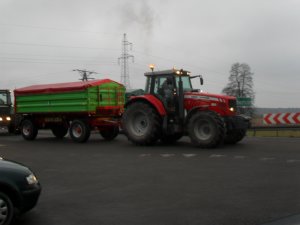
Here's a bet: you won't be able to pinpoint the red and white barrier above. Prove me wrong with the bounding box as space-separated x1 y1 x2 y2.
263 113 300 125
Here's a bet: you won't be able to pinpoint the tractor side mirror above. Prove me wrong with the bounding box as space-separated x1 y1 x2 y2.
190 75 204 85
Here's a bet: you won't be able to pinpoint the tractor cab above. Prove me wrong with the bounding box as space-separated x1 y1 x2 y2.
144 69 203 115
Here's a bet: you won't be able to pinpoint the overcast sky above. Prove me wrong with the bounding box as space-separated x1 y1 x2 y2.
1 0 300 107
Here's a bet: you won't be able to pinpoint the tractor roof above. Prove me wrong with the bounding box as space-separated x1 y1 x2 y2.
144 69 190 77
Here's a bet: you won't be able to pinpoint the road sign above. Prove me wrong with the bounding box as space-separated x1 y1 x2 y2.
263 113 300 125
237 97 252 107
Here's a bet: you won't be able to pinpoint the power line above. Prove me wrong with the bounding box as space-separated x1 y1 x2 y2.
0 52 116 60
0 41 119 51
0 23 121 36
0 59 118 66
0 56 117 64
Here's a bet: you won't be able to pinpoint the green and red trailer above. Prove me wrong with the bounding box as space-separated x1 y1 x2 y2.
14 79 125 142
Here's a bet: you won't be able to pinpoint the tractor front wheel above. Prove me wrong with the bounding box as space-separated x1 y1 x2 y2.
188 111 225 148
224 129 246 144
122 102 161 145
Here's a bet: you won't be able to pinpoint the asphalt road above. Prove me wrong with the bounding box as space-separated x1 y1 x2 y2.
0 131 300 225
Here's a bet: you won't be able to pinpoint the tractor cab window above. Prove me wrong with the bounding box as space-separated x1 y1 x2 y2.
144 77 150 93
0 92 8 105
153 76 174 97
175 76 193 92
153 76 175 110
153 77 165 95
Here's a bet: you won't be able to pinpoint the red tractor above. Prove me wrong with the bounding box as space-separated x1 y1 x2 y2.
122 68 250 148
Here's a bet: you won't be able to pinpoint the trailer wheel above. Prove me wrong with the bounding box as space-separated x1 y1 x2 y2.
188 111 225 148
122 102 161 145
99 126 119 141
224 129 246 144
51 125 68 139
69 120 90 143
0 192 14 225
21 119 38 141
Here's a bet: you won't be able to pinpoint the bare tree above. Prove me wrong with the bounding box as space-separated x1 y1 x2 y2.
223 63 254 98
222 63 255 114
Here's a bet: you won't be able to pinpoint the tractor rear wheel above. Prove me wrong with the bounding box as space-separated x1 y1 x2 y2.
122 102 161 145
99 126 119 141
224 129 246 144
188 111 225 148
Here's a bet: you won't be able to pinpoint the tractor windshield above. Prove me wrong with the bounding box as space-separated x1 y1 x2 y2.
175 76 193 92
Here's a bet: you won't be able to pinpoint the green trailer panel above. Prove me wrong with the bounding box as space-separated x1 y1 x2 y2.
14 80 125 114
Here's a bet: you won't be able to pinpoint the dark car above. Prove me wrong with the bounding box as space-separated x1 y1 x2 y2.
0 157 41 225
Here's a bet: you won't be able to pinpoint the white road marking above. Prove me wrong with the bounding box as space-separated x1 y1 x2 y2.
260 157 275 161
160 154 175 158
139 154 151 157
234 155 246 159
286 159 300 163
182 154 197 158
209 154 226 158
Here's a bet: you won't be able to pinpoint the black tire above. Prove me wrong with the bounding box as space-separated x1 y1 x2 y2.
188 111 225 148
122 102 161 145
99 126 119 141
0 192 14 225
51 125 68 139
224 129 246 144
21 119 38 141
69 120 91 143
160 133 183 144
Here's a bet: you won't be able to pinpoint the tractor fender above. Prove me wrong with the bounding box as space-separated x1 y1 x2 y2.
125 95 167 116
185 106 212 124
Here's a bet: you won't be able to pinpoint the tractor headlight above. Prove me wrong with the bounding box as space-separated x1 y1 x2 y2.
6 116 11 121
228 99 237 112
0 117 2 121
